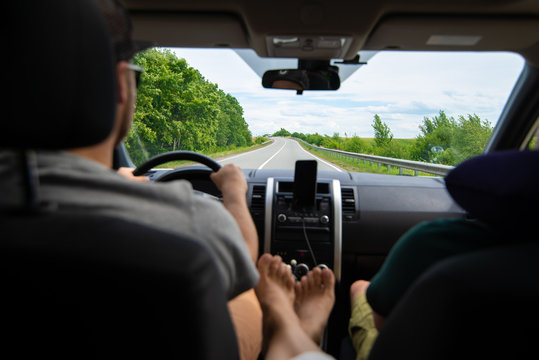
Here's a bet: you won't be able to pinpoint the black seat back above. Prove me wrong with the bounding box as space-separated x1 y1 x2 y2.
7 0 116 150
3 1 239 358
368 243 539 360
2 213 239 359
369 150 539 359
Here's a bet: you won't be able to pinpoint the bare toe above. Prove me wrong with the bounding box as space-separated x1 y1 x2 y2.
257 253 273 273
269 255 282 274
310 267 322 291
321 268 335 289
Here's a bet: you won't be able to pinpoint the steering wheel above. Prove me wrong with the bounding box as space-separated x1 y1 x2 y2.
133 151 222 183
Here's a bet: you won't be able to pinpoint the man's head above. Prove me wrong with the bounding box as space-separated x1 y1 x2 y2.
96 0 153 147
63 0 152 167
6 0 117 150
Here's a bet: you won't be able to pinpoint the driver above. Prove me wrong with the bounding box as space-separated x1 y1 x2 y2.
1 0 262 358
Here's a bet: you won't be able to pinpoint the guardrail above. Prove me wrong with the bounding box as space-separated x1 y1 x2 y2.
294 138 454 176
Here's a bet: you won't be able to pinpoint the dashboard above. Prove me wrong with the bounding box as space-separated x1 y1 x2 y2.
144 158 467 355
150 164 465 283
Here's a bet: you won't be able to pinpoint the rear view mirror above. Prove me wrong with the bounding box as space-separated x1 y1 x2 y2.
262 64 340 94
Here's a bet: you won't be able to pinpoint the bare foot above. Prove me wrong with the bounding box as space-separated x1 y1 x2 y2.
350 280 384 329
350 280 370 304
255 254 295 310
294 266 336 344
255 254 321 360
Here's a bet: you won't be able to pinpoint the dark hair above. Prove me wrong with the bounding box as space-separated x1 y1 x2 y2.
96 0 153 61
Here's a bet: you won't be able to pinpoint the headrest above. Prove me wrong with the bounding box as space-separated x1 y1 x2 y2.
5 0 116 150
445 150 539 233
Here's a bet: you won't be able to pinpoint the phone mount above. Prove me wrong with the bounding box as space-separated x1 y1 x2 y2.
264 160 342 281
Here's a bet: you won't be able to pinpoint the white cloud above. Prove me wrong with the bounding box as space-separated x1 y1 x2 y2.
169 48 524 138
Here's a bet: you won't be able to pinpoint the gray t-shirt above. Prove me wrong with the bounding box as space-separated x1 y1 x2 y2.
0 150 258 299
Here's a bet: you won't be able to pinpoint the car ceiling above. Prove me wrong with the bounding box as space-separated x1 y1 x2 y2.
125 0 539 65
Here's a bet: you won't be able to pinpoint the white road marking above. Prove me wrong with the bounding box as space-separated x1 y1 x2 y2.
258 142 287 169
295 140 343 172
219 141 276 162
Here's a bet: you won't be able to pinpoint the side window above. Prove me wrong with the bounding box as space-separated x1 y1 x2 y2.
525 119 538 150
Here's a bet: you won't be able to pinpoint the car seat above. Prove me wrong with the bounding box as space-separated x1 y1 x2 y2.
368 150 539 360
2 1 239 358
2 214 239 359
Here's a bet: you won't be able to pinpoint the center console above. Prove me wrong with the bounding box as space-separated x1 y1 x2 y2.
264 161 342 281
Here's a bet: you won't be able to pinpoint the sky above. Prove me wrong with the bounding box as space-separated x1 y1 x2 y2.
170 48 525 138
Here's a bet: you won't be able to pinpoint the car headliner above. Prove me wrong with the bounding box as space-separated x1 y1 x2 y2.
125 0 539 65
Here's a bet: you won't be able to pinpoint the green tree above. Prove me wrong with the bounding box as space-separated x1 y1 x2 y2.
412 111 457 164
453 114 492 163
272 128 291 137
343 136 366 153
305 133 324 146
126 48 251 164
372 114 393 148
412 110 491 165
319 133 342 149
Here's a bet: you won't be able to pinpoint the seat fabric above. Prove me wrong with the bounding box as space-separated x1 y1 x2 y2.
368 243 539 360
2 212 239 359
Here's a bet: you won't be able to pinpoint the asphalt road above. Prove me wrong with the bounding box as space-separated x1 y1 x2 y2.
218 137 345 172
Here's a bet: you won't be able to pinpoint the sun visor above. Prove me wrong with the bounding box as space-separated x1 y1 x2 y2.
130 13 249 48
363 15 539 62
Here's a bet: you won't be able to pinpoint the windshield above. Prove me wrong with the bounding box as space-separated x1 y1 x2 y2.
127 49 524 175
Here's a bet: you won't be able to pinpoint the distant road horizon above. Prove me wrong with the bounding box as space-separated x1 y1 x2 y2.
218 137 345 172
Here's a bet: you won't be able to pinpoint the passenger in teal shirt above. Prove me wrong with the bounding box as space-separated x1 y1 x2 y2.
366 217 502 318
348 217 503 360
347 149 538 360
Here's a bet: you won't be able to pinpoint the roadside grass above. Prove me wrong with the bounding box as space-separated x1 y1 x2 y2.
152 138 435 176
155 141 273 169
298 141 435 177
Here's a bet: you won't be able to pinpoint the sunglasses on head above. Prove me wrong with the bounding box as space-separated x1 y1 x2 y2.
126 63 144 88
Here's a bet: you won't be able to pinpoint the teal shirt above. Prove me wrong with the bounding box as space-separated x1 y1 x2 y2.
366 218 503 317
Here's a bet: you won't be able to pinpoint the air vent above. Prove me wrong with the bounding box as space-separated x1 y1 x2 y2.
250 185 266 217
341 187 357 221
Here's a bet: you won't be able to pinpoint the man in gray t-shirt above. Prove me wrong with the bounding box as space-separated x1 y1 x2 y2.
3 0 263 358
28 150 259 300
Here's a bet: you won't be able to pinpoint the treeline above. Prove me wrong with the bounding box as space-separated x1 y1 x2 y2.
414 111 493 165
127 49 253 164
276 111 493 166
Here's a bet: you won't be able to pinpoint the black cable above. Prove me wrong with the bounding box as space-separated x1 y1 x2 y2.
301 217 318 266
19 150 39 211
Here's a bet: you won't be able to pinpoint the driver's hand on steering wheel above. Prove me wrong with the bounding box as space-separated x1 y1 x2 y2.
210 163 247 201
117 167 150 183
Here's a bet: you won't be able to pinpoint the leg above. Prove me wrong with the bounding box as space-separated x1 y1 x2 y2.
294 266 336 344
350 280 384 330
349 280 380 360
228 289 263 360
255 254 326 360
